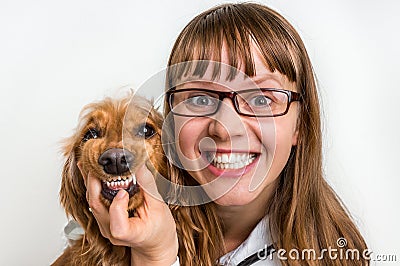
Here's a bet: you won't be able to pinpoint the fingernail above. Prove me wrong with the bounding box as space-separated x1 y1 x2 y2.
115 189 127 200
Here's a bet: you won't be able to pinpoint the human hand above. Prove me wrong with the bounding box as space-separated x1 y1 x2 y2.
80 163 178 266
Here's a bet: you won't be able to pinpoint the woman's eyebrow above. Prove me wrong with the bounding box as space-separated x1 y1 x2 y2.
246 73 282 83
243 75 284 88
177 81 210 88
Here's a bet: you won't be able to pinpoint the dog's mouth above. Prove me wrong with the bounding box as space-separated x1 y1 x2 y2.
100 175 139 201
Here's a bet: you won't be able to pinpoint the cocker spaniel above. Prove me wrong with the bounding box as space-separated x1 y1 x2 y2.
52 93 167 265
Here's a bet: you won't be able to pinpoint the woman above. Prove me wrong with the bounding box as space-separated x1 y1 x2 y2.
85 3 369 265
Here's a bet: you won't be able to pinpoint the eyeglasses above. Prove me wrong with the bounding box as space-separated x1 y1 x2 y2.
166 88 301 117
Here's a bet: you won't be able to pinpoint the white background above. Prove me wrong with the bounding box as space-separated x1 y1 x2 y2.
1 0 399 265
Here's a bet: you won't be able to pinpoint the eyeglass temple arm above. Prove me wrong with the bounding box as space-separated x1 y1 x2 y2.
290 91 301 102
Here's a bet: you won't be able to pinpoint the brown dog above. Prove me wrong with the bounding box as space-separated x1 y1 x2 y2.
52 93 167 265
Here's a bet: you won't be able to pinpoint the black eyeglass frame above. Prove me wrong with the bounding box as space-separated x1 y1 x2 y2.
166 87 301 117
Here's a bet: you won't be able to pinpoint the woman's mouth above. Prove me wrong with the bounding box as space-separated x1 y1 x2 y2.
206 152 257 169
204 151 259 177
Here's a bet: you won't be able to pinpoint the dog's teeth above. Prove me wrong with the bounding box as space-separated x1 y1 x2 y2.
107 181 111 187
132 175 137 185
118 177 122 181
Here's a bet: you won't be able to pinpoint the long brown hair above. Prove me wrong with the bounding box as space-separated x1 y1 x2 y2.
165 3 368 265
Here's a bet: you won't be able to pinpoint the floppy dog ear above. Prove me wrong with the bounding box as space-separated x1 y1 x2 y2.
59 137 91 229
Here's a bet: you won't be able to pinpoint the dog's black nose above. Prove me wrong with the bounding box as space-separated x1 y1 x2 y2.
98 148 134 175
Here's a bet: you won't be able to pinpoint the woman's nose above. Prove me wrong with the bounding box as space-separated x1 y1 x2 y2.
208 99 246 141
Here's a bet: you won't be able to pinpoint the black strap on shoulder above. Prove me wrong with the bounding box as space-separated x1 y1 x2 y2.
236 244 275 266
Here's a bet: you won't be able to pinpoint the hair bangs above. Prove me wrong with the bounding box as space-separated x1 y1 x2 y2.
242 4 300 83
167 5 255 88
167 4 300 89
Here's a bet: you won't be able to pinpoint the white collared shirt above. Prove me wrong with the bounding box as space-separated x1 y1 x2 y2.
218 216 280 265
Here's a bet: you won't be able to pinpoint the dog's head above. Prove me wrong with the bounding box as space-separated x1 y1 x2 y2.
60 94 165 225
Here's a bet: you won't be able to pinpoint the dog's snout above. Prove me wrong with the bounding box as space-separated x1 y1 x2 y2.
98 148 134 175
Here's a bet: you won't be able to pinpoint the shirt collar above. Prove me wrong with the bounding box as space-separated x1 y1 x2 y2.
218 216 277 265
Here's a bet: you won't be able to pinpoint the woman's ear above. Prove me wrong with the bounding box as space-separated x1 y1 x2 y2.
292 129 299 146
292 105 301 146
292 114 300 146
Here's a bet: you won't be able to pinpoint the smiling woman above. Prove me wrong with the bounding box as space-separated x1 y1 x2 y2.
81 2 371 266
2 0 399 265
49 2 375 266
160 3 370 266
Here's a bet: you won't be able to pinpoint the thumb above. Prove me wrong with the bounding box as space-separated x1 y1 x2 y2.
109 189 130 237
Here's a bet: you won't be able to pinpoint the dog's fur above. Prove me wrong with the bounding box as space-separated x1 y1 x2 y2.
52 94 167 265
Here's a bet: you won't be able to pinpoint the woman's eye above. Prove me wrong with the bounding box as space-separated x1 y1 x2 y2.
250 95 272 107
82 128 100 142
136 124 156 139
186 95 216 106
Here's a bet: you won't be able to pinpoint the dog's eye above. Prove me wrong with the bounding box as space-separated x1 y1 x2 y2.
136 124 156 139
82 128 100 142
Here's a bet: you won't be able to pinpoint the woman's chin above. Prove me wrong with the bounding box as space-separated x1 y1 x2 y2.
203 182 260 206
202 174 277 207
213 192 258 206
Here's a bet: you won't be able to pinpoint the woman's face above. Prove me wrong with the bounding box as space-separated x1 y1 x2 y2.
172 44 299 206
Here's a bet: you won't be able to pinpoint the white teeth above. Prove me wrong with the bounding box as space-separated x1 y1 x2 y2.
105 175 137 189
210 152 256 170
